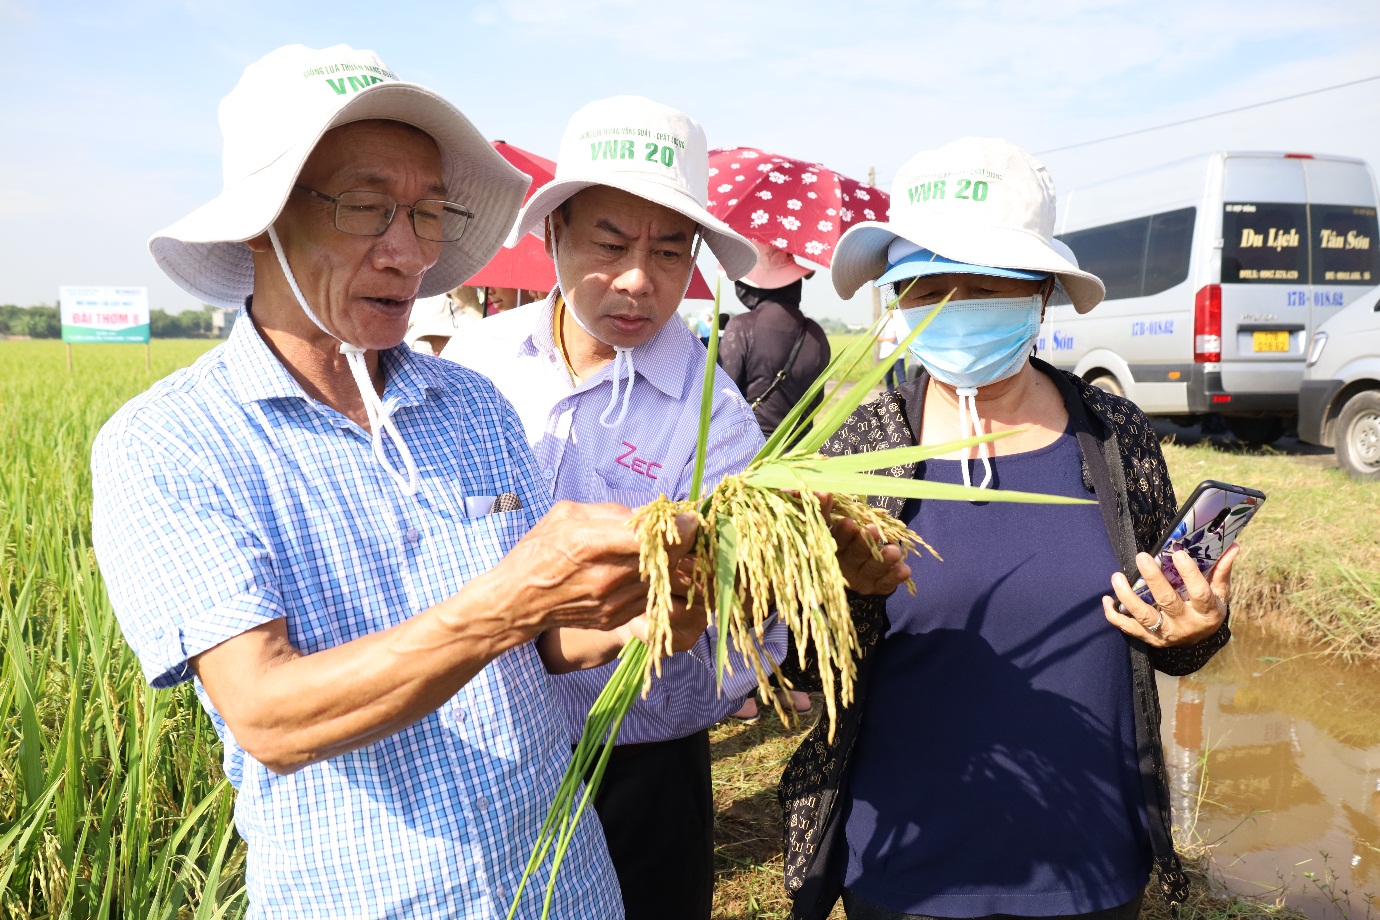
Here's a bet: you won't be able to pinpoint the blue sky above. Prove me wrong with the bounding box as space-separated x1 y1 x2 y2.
3 0 1379 322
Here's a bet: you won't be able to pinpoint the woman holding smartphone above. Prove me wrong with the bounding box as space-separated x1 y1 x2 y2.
780 138 1241 920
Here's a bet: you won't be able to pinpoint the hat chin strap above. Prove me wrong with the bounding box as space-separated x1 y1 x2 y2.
955 386 993 491
267 227 420 496
553 229 702 429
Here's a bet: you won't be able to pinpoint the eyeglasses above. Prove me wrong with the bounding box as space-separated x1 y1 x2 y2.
293 185 474 242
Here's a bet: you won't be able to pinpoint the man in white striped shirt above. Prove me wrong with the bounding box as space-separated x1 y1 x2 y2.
443 96 909 919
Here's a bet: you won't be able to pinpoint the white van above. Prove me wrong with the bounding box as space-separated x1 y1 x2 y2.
1036 152 1380 444
1298 285 1380 478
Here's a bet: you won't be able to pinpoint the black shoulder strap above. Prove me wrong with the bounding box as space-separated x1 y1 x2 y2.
750 323 809 409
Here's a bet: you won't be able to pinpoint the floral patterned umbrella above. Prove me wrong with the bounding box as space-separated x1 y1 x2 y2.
705 147 889 269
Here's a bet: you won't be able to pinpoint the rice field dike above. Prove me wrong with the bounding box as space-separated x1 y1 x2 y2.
2 338 1375 918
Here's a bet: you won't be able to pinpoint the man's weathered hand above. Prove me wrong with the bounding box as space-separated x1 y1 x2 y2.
475 501 698 640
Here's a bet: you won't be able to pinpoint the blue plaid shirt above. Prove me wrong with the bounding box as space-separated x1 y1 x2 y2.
91 315 622 919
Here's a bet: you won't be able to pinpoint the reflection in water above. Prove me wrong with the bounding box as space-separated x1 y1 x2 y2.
1161 624 1380 917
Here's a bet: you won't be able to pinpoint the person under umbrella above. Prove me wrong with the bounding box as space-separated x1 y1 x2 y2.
719 242 830 440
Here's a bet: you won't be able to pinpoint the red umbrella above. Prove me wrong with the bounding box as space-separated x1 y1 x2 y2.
466 141 714 299
465 142 557 291
705 147 889 268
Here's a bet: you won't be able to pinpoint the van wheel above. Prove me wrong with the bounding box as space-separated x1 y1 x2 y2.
1087 373 1124 398
1335 391 1380 479
1226 417 1285 447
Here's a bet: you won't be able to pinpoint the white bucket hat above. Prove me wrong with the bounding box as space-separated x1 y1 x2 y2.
405 292 478 347
149 43 530 310
831 137 1105 313
507 95 759 281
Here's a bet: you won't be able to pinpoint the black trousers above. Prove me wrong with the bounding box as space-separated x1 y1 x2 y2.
842 889 1145 920
589 729 714 920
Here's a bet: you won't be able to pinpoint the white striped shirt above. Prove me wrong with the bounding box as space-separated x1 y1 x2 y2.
442 293 788 743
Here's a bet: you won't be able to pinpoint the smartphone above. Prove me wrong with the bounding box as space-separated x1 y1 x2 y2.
1124 480 1267 609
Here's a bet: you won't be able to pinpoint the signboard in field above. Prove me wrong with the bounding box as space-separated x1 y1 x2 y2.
59 286 151 344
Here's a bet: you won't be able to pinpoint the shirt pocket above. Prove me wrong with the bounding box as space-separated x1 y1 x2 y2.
423 509 530 605
457 509 528 561
593 466 668 509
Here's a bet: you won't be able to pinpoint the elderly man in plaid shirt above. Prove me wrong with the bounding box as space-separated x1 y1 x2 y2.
90 45 710 919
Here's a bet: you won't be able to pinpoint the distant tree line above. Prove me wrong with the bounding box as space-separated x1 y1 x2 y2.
0 304 223 339
0 304 61 337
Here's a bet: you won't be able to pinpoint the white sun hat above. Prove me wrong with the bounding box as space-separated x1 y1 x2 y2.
149 43 530 310
830 137 1106 313
404 292 480 350
507 95 759 280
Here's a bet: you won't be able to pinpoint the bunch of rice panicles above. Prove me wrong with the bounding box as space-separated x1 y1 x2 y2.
630 471 934 740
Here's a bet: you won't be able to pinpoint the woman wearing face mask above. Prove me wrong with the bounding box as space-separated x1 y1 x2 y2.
779 138 1242 920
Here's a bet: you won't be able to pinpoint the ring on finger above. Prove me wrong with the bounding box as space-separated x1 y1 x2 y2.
1147 608 1165 633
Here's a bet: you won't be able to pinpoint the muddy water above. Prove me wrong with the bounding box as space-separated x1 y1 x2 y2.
1161 624 1380 917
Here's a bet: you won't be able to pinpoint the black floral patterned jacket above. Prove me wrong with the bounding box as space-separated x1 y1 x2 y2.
778 359 1230 920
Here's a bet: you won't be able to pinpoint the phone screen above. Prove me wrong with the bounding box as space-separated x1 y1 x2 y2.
1130 482 1265 606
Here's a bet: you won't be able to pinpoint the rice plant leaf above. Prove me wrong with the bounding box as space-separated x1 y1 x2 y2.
687 277 723 502
759 310 890 460
765 279 930 457
791 299 947 456
713 515 739 684
743 465 1094 505
4 577 48 809
191 815 238 920
0 775 60 894
770 280 931 455
792 431 1021 474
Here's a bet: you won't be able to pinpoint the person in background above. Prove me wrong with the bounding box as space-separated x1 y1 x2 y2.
878 304 909 389
694 308 715 344
780 136 1240 920
443 95 908 920
718 242 830 440
483 286 545 315
405 285 482 355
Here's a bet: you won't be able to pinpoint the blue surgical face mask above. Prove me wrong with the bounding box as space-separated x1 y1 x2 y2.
898 294 1044 491
900 294 1042 390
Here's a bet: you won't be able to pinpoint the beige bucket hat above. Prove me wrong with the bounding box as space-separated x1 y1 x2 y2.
149 44 530 309
830 137 1106 313
507 95 759 281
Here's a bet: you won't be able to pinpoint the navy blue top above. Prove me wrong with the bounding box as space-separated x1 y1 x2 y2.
843 427 1150 917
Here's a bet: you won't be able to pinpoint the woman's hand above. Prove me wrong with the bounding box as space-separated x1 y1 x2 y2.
832 517 912 596
1103 544 1239 647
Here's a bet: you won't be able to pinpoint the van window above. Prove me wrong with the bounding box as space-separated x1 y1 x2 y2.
1222 203 1308 283
1312 204 1379 285
1058 206 1196 301
1143 207 1196 296
1059 216 1148 300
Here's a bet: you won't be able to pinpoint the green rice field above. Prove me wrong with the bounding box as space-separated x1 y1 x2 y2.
1 338 1375 919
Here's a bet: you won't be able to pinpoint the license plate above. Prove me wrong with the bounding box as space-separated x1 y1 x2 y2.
1253 331 1290 353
